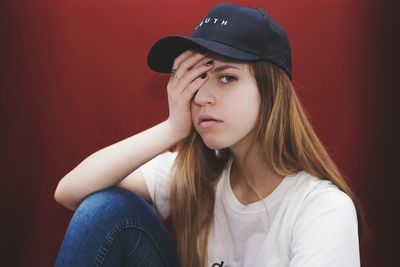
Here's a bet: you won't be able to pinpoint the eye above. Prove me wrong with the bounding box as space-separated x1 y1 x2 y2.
219 75 237 84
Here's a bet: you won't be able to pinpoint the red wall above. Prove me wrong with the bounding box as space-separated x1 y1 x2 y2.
1 0 397 266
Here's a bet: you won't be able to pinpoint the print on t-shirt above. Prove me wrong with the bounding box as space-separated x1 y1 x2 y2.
212 260 227 267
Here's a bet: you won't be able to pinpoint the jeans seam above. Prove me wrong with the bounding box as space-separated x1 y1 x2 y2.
93 218 170 267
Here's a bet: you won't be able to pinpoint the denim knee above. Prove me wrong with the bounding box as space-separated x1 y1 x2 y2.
74 187 158 226
55 187 179 267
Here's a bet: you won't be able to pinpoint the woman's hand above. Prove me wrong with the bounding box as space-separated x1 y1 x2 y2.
165 50 214 140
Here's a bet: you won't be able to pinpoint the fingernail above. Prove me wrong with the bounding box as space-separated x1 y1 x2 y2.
204 60 214 67
200 72 207 79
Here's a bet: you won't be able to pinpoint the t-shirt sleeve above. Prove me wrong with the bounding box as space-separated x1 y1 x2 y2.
139 151 177 220
290 188 360 267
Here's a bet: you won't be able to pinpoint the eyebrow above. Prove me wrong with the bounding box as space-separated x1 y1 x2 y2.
212 65 243 72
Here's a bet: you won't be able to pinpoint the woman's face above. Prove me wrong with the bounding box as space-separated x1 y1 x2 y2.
191 55 261 150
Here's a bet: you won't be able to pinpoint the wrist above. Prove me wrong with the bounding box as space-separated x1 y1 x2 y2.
162 119 187 143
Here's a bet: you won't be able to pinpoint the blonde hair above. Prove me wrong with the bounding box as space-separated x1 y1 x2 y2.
166 60 366 267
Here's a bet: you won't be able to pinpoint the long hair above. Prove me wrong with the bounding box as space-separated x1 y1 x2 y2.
167 60 366 267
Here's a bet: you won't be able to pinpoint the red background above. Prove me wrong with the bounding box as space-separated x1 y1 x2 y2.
1 0 398 266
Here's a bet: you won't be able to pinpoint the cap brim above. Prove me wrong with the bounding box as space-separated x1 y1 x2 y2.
147 36 261 73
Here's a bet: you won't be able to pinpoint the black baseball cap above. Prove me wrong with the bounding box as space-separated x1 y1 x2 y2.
147 3 292 80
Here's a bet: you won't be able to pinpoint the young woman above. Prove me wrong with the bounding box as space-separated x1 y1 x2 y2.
54 3 365 267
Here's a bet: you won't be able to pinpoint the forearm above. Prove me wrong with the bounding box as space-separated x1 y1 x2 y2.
54 120 181 209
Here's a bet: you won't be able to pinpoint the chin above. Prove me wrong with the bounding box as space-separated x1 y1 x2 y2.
201 136 232 150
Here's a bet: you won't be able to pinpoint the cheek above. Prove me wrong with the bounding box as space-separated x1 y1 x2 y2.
227 91 260 127
231 105 259 132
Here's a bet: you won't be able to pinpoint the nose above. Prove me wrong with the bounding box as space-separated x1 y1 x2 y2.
193 79 216 106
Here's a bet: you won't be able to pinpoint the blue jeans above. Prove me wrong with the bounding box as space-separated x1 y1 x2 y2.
54 187 180 267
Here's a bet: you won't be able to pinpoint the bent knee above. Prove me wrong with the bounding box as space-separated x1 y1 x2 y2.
76 187 154 220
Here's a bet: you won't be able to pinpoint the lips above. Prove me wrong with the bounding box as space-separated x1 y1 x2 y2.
198 114 222 128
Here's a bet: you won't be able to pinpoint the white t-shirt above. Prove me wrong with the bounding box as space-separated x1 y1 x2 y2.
140 151 360 267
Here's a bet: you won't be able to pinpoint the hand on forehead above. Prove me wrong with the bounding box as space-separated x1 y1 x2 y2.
191 51 248 72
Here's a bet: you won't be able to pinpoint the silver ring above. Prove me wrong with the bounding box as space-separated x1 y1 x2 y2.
170 69 179 79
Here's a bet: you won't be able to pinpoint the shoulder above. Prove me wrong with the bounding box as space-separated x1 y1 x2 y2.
287 171 358 236
141 150 178 172
279 171 359 236
287 172 360 266
293 171 356 213
153 150 178 164
139 150 178 190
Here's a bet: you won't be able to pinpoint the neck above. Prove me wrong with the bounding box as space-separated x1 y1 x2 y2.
229 139 284 199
